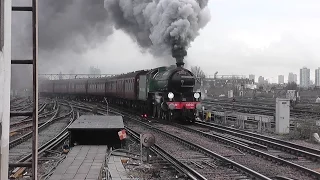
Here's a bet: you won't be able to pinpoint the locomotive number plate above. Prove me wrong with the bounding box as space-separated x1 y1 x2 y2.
185 103 194 107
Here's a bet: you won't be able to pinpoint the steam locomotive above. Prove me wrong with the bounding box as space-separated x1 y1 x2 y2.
40 65 202 122
40 39 202 122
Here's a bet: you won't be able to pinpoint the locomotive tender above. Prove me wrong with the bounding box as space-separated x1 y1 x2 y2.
40 65 202 122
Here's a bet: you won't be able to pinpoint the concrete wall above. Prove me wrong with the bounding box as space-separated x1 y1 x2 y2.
0 0 11 178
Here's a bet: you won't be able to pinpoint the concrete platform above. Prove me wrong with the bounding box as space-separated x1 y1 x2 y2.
48 145 107 180
107 155 129 180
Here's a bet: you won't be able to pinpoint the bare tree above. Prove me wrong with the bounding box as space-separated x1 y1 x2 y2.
191 66 206 93
191 66 206 79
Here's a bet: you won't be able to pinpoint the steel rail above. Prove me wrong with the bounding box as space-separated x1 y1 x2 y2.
67 102 270 179
10 101 75 169
197 121 320 161
204 101 320 114
9 104 60 149
123 115 271 180
126 127 206 180
173 122 320 179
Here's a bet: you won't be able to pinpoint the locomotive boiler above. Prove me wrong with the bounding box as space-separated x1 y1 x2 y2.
138 65 202 122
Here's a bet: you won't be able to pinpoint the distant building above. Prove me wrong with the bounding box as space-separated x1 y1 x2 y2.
249 74 255 83
288 73 298 83
278 75 284 84
300 67 310 88
294 74 297 83
89 66 101 78
258 76 264 85
316 67 320 87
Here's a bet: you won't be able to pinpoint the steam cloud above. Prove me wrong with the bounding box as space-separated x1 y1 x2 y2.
104 0 211 57
11 0 113 91
11 0 210 91
38 0 113 52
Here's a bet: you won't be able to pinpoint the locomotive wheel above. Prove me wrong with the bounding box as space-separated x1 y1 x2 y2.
152 104 156 118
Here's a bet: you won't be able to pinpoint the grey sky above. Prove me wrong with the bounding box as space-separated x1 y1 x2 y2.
42 0 320 84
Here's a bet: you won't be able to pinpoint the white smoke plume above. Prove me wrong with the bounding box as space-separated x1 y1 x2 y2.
104 0 211 57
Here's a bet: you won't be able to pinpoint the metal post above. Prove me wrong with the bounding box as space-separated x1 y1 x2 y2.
32 0 39 179
140 134 143 164
146 148 150 163
104 97 109 115
0 0 11 178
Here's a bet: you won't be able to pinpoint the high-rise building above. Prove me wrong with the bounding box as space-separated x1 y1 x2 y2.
278 75 284 84
294 74 297 83
258 76 264 85
316 67 320 87
300 67 310 88
288 72 297 83
249 74 255 83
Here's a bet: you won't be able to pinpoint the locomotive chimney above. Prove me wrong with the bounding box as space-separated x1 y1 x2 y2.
171 38 187 68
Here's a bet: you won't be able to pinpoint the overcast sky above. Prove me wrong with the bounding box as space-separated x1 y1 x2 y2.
43 0 320 84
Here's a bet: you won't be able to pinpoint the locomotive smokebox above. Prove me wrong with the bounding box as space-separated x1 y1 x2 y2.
171 38 187 67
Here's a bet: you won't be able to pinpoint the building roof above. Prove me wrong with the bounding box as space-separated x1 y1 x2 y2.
68 115 124 130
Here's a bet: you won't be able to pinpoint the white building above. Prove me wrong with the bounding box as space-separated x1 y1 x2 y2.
316 67 320 87
288 73 297 83
300 67 310 88
249 74 255 83
278 75 284 84
258 76 264 85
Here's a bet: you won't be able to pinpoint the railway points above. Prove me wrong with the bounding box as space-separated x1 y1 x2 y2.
7 94 320 180
8 101 75 178
97 101 320 179
77 102 268 179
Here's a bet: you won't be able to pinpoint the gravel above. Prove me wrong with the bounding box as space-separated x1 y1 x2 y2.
149 122 316 180
9 104 71 163
121 136 186 180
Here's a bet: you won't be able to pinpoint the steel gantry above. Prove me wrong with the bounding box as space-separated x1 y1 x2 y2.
7 0 39 180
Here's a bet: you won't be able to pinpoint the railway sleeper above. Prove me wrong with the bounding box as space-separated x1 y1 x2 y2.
169 123 320 178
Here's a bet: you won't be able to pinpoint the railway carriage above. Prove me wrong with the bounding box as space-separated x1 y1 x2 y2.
70 79 87 95
88 78 106 96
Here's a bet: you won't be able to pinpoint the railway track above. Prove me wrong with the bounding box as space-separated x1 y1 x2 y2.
99 101 320 179
9 102 76 179
9 101 73 167
67 100 320 179
72 101 270 180
125 127 206 180
170 121 320 179
124 118 268 180
195 121 320 167
204 101 320 116
9 102 53 138
61 101 207 180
